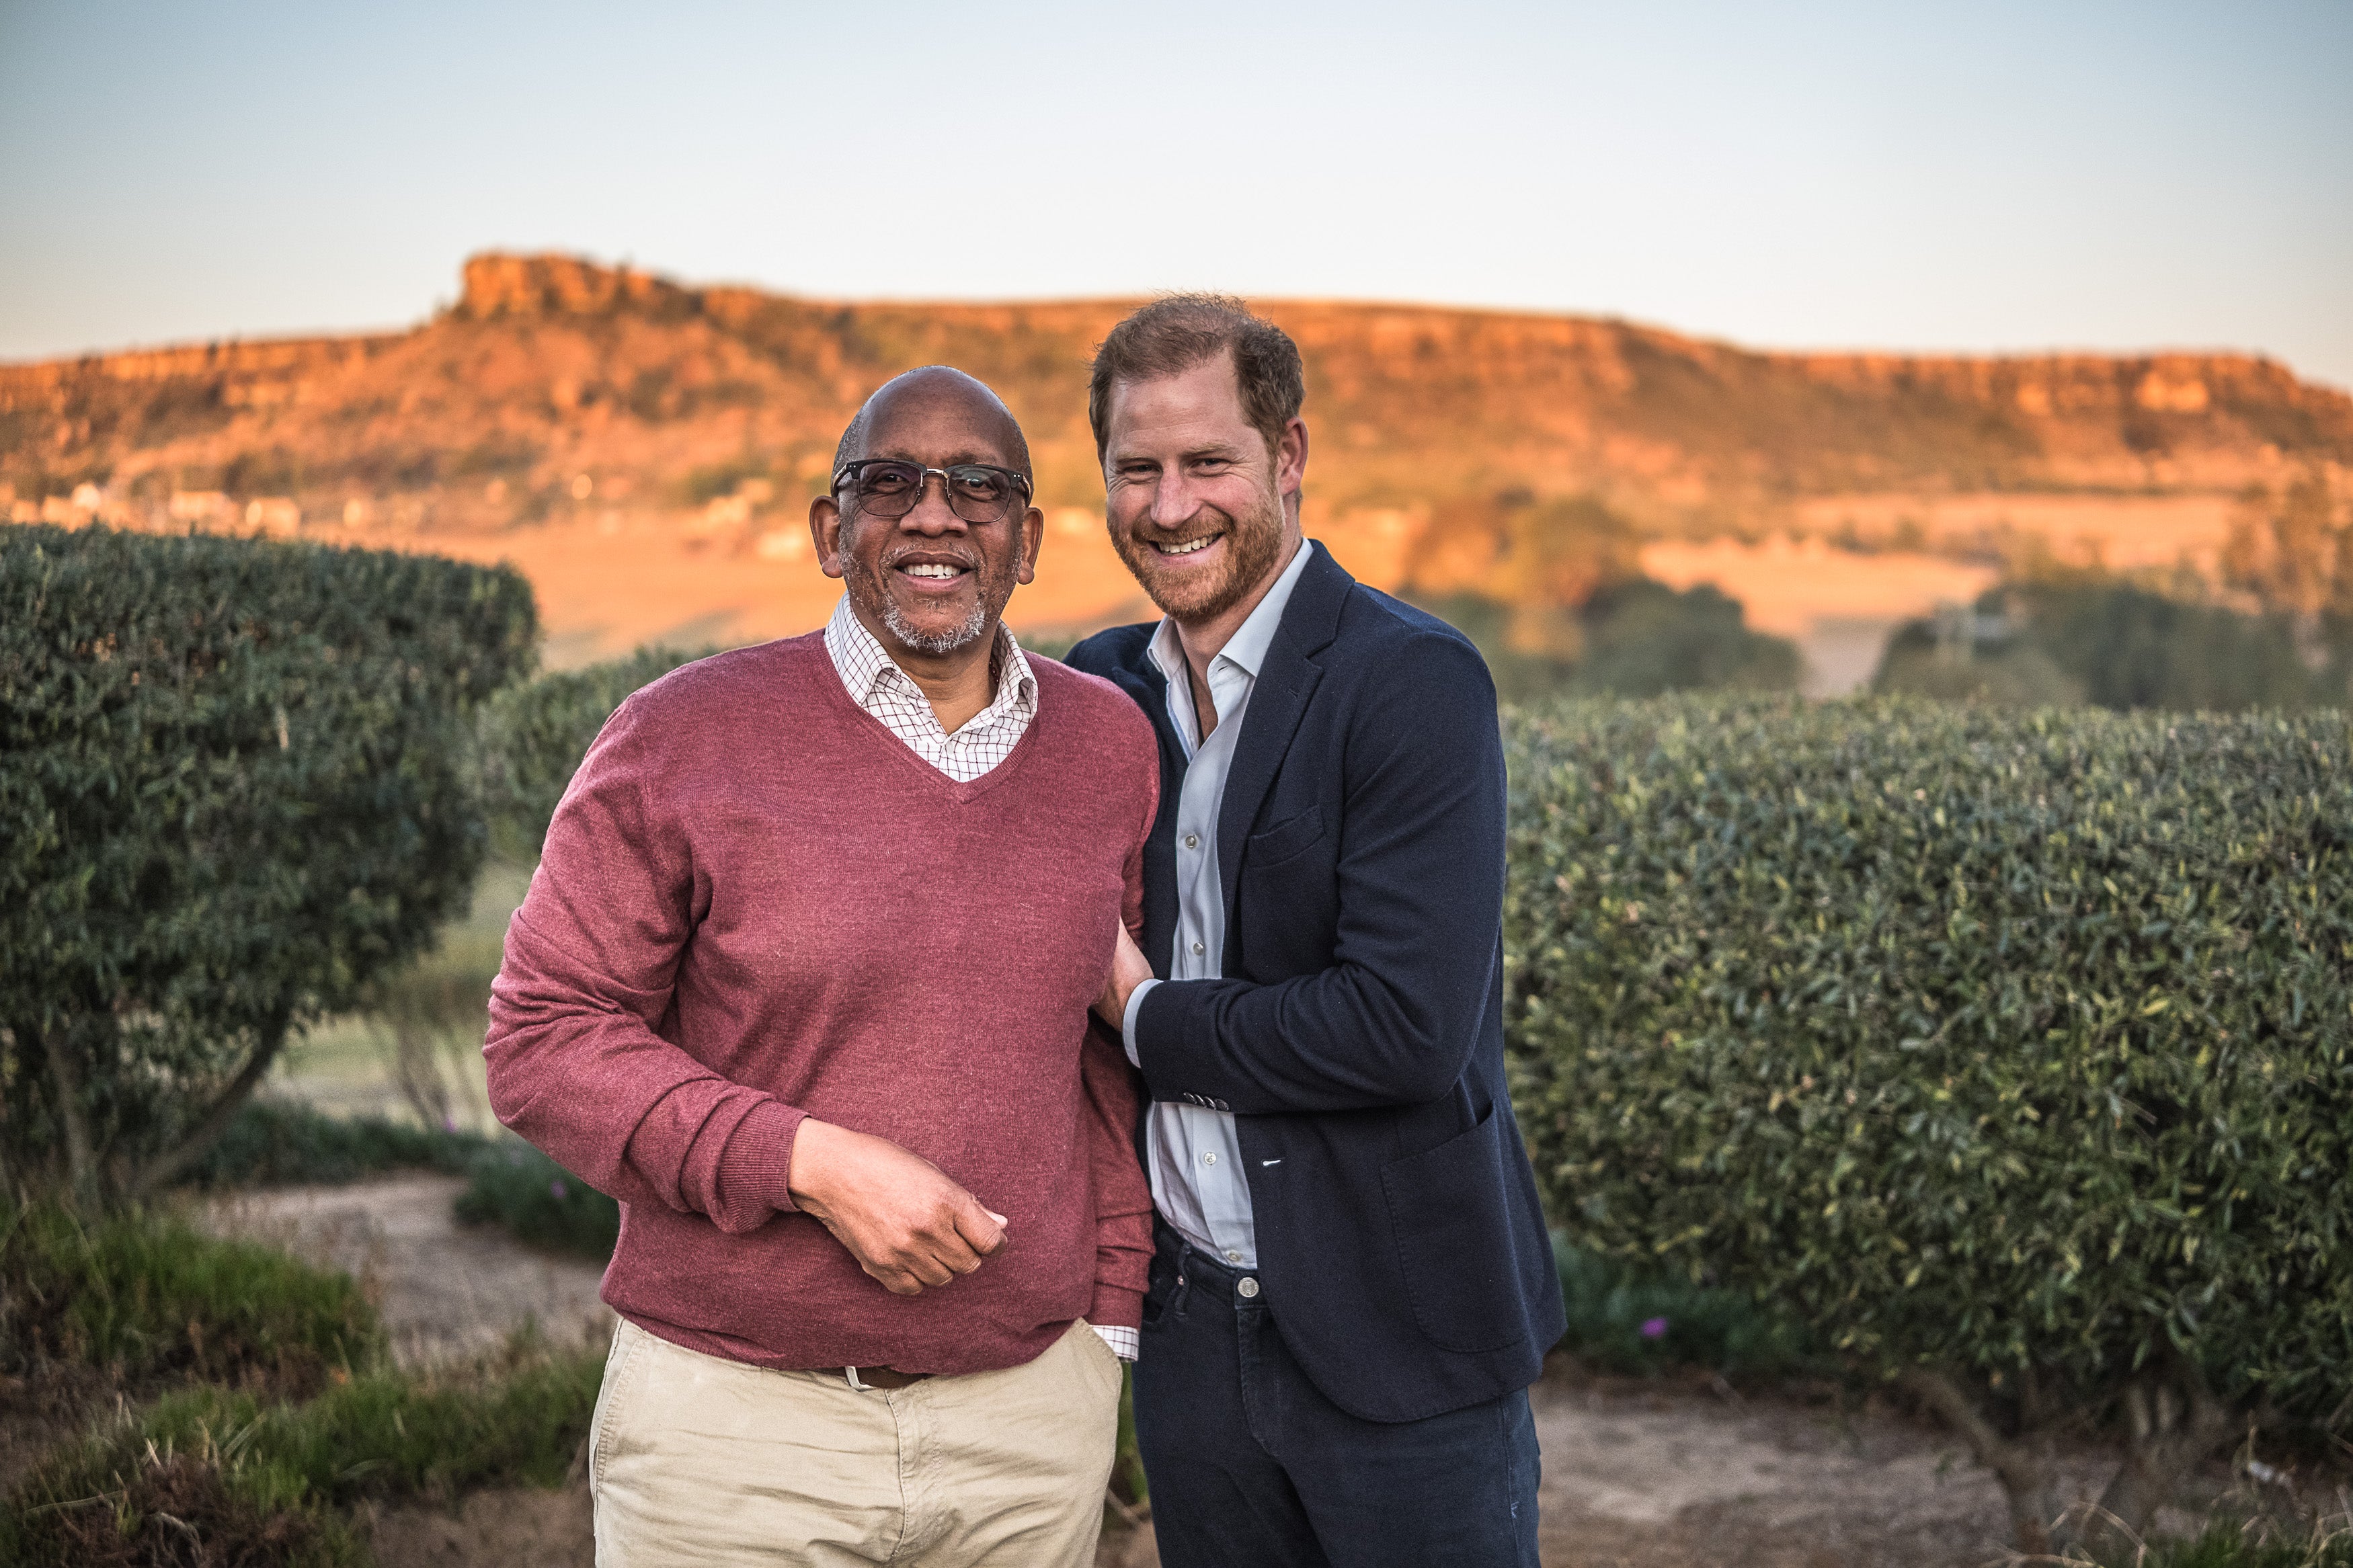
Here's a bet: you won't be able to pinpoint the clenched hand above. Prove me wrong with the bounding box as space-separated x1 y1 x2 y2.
787 1119 1006 1296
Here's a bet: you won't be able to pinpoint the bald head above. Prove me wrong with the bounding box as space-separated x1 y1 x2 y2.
833 366 1032 481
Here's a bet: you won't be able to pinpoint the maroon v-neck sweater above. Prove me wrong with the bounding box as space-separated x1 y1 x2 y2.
485 632 1158 1374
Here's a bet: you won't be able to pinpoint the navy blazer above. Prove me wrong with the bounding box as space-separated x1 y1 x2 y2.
1068 542 1565 1423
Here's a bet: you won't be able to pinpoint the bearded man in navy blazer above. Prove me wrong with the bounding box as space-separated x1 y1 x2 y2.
1071 296 1565 1568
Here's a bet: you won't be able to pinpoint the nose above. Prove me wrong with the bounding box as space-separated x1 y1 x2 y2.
900 472 969 536
1146 470 1199 532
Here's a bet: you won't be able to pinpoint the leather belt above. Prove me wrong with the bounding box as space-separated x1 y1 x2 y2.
837 1365 929 1391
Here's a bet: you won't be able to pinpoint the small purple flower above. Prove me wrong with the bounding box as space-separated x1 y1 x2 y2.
1638 1317 1669 1340
550 1178 568 1200
442 1115 458 1132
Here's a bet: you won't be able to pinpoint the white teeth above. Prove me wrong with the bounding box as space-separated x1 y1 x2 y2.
902 563 965 578
1158 538 1215 556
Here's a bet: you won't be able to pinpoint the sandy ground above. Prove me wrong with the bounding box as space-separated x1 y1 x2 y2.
205 1174 611 1368
195 1175 2171 1568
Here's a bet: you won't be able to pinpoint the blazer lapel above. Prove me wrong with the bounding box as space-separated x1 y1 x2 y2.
1214 543 1353 928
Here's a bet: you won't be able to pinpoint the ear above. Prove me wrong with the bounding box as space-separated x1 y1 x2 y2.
811 494 847 579
1016 504 1044 587
1275 416 1310 502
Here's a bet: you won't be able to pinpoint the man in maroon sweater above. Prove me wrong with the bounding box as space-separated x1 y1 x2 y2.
486 368 1158 1567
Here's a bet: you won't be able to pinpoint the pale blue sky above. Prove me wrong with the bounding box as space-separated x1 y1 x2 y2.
3 0 2348 384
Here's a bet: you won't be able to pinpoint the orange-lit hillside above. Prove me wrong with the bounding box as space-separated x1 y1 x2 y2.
6 253 2348 681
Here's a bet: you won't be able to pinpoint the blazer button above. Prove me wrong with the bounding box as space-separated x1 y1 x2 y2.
1236 1278 1261 1298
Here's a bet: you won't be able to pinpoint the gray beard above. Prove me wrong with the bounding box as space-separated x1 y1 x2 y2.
882 593 989 656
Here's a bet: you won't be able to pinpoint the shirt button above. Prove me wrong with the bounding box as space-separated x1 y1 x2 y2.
1192 941 1205 955
1183 833 1199 849
1202 1153 1218 1165
1236 1277 1261 1298
1224 1249 1242 1263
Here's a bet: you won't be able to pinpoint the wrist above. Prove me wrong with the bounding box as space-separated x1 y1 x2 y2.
785 1117 839 1216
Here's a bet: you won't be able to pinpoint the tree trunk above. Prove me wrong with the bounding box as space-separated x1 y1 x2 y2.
38 1022 100 1208
126 1017 290 1200
2062 1362 2238 1559
1899 1367 2063 1557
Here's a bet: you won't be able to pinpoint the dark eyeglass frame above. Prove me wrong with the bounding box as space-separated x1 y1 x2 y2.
830 460 1034 525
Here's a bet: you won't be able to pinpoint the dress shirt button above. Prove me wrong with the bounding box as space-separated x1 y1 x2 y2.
1236 1277 1261 1299
1202 1152 1218 1165
1191 940 1205 955
1224 1249 1242 1263
1183 833 1199 849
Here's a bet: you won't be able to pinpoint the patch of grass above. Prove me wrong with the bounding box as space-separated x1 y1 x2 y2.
2127 1519 2353 1567
2 1337 602 1567
0 1197 382 1397
1551 1233 1814 1379
182 1099 491 1190
454 1141 619 1260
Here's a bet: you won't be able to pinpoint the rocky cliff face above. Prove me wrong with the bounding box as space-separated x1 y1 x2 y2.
7 251 2345 536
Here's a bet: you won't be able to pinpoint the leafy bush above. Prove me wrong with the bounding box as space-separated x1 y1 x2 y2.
0 1196 381 1395
475 644 710 856
1418 579 1798 702
1 1339 602 1567
0 523 536 1202
1551 1236 1812 1378
181 1098 490 1190
455 1140 621 1260
1877 579 2346 712
1503 696 2353 1554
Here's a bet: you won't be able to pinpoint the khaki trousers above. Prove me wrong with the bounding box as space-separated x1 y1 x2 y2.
590 1317 1123 1567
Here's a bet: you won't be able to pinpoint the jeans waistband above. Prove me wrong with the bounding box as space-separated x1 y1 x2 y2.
1157 1227 1267 1307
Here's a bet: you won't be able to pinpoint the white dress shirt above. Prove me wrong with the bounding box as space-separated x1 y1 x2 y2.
1119 540 1316 1270
822 596 1139 1362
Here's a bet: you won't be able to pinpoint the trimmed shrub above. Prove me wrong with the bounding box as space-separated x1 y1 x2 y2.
0 523 536 1202
454 1140 621 1260
0 1196 382 1396
1504 696 2353 1555
1551 1236 1812 1379
182 1099 490 1190
475 644 709 856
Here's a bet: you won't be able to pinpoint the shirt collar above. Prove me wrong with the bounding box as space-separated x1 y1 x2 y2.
1148 536 1316 691
824 595 1037 725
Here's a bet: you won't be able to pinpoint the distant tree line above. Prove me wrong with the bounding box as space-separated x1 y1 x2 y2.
1878 473 2353 711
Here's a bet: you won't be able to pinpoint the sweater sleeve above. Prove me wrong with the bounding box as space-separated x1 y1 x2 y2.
1082 753 1160 1330
485 694 803 1234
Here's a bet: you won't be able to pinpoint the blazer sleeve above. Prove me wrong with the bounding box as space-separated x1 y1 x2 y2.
1129 630 1505 1113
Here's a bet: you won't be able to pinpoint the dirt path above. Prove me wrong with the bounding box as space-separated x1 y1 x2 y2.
210 1176 2128 1567
206 1173 611 1367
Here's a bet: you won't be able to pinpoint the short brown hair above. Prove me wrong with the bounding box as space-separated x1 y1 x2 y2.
1088 294 1304 462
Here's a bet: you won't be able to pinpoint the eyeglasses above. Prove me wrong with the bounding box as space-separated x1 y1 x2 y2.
831 460 1033 525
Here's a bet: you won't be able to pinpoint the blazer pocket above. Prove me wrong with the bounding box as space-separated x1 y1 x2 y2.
1379 1106 1531 1354
1244 804 1326 871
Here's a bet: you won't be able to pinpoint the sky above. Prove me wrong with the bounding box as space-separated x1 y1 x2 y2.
3 0 2348 385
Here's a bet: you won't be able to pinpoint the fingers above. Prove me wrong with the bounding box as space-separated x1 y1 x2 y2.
955 1198 1008 1258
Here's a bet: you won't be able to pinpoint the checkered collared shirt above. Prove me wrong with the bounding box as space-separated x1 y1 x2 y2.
821 596 1141 1363
823 597 1039 783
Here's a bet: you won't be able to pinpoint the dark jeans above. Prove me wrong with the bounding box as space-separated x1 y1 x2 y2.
1132 1229 1542 1568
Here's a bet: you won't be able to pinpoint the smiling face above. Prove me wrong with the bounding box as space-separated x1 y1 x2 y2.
1103 354 1306 628
809 369 1041 666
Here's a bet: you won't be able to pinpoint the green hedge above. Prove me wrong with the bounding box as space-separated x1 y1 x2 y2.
455 1139 622 1260
0 524 536 1201
1503 696 2352 1550
475 643 709 855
